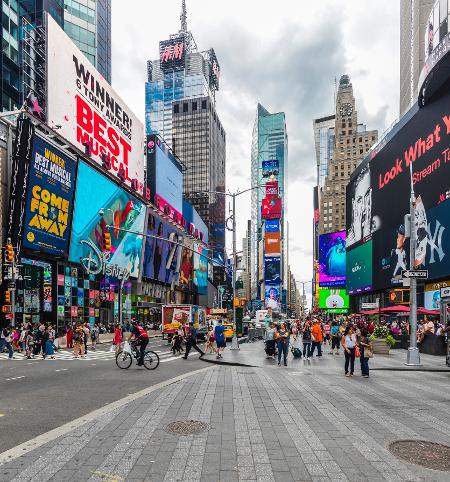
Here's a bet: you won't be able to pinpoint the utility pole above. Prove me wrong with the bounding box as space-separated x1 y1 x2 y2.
406 162 421 365
231 193 239 350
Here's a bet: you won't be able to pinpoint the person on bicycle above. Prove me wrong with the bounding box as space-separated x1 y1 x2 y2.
128 318 149 366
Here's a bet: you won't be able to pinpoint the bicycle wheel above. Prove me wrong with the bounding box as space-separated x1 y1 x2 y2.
143 350 160 370
116 350 132 369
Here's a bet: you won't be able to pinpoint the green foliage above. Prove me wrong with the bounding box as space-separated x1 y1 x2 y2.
372 324 389 339
385 335 396 348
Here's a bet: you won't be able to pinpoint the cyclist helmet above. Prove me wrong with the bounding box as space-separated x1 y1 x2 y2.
131 318 139 325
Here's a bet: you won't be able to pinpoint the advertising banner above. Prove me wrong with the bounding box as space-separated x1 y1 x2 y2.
179 238 194 287
23 136 76 256
46 16 145 194
264 256 281 285
319 288 349 310
69 161 145 278
265 284 280 311
265 219 280 233
159 38 185 71
162 305 191 333
142 212 182 284
318 231 346 287
193 242 208 295
265 181 278 199
265 232 281 255
425 279 450 310
261 198 282 219
347 241 373 294
262 160 279 177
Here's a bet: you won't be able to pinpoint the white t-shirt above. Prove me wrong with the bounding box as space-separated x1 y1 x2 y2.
345 334 356 349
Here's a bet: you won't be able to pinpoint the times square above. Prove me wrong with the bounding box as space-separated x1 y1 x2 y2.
0 1 449 481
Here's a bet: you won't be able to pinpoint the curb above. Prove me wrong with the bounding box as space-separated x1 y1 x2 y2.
0 366 212 466
200 357 256 368
371 367 450 372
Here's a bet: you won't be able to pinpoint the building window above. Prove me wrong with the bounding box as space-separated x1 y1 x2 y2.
183 103 188 113
173 104 179 114
201 100 207 109
192 102 197 111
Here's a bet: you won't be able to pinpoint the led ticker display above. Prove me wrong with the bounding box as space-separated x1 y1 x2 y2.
318 231 346 287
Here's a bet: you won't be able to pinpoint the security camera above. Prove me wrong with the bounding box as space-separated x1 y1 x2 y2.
99 209 104 217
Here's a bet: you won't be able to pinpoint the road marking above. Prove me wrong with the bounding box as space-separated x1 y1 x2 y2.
0 366 213 466
54 369 68 372
0 414 4 418
5 376 25 381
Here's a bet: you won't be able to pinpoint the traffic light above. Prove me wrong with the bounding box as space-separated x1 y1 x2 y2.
4 290 11 303
102 232 111 251
5 244 14 263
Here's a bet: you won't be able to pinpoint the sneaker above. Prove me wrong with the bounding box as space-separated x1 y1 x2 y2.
345 373 350 377
216 355 220 359
362 375 369 378
278 362 281 366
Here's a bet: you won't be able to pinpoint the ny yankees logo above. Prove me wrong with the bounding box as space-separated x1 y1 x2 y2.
427 220 445 264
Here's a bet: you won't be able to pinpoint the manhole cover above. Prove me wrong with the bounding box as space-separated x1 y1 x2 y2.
388 440 450 471
165 420 209 436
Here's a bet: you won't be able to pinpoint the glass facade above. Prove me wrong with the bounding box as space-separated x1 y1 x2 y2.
250 104 288 300
63 0 111 83
1 0 20 110
425 0 450 59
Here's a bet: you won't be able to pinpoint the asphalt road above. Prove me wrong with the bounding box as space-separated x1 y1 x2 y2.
0 337 206 453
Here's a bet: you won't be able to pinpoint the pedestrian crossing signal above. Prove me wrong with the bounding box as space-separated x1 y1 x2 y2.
102 232 111 251
5 244 14 263
4 290 11 303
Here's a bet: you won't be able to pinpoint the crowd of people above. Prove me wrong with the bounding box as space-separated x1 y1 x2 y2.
0 323 58 359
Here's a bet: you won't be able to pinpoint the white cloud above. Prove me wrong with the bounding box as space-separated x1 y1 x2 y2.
111 0 399 292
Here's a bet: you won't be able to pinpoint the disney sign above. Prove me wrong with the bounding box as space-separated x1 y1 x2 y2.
79 238 130 281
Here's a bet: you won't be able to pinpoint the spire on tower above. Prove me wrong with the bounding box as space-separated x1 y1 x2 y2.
180 0 187 33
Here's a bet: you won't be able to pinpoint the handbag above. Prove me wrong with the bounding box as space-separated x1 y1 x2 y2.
355 345 361 358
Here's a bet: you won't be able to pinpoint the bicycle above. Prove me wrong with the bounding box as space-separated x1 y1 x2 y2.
115 341 160 370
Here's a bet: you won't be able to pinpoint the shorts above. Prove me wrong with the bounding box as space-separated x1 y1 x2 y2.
332 336 340 350
216 340 226 348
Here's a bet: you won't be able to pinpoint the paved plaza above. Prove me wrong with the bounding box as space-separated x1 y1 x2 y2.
0 348 449 482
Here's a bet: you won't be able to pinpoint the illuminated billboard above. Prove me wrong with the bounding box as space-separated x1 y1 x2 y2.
69 161 145 278
159 38 185 71
264 256 281 284
265 219 280 233
46 16 145 194
262 160 279 177
346 241 373 294
265 181 278 199
319 288 349 310
318 230 346 287
23 135 76 256
265 232 281 255
265 285 280 311
261 198 282 219
193 242 208 295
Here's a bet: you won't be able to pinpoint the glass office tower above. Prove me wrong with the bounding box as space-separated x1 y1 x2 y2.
250 104 288 304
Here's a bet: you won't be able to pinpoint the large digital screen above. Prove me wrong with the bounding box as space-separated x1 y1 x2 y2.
69 161 145 278
347 241 373 294
261 198 282 219
347 87 450 290
265 219 280 233
264 256 281 285
262 160 279 177
318 231 346 287
193 242 208 295
319 288 349 310
23 135 76 256
46 16 145 194
155 143 183 213
265 284 280 312
142 212 182 285
179 238 194 287
265 233 281 255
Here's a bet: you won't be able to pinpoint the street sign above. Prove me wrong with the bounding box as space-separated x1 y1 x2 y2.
441 287 450 298
361 302 378 309
402 270 428 279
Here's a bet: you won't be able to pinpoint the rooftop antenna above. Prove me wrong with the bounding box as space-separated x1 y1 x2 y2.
180 0 187 33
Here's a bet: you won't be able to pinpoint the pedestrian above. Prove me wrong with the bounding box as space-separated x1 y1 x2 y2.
265 322 276 359
40 325 49 359
291 329 303 359
330 321 341 355
204 325 215 355
45 327 56 359
359 328 372 378
91 323 99 350
66 324 73 349
82 323 90 354
182 322 205 359
277 322 289 366
302 321 312 360
323 321 331 346
342 326 357 377
0 324 14 359
214 319 226 359
172 329 184 355
310 319 323 357
12 327 21 352
73 324 85 358
113 323 123 354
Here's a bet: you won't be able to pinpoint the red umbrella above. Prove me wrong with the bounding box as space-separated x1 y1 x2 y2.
381 305 410 313
360 309 381 315
417 308 440 315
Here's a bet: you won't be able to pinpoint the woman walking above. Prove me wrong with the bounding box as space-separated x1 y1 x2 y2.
45 327 56 359
66 324 73 349
302 321 312 360
359 328 372 378
276 322 289 366
204 325 215 355
265 322 276 359
73 324 85 358
113 323 123 354
342 326 357 377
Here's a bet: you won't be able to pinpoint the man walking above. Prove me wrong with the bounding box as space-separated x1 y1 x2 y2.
310 319 323 357
183 322 205 359
0 324 14 359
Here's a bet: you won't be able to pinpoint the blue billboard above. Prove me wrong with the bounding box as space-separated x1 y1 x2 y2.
262 160 279 177
265 219 280 233
155 144 183 213
69 161 146 278
264 256 281 284
142 211 182 284
23 136 76 256
193 242 208 295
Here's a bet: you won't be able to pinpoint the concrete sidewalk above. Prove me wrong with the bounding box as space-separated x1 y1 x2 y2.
0 362 449 481
200 340 450 372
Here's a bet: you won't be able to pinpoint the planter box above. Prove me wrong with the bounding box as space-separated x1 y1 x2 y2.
372 338 390 355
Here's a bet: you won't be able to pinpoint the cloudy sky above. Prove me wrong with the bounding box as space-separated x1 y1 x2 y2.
112 0 400 299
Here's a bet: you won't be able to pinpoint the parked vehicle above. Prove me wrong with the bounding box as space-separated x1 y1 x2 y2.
161 305 207 341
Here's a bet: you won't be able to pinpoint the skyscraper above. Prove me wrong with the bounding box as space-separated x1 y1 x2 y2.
250 104 288 307
63 0 112 83
313 115 335 188
319 75 378 235
145 1 226 286
399 0 433 116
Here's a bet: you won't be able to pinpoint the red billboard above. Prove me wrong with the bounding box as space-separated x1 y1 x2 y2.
261 198 282 219
265 181 278 199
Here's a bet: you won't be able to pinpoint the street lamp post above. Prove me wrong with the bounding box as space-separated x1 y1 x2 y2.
298 280 313 320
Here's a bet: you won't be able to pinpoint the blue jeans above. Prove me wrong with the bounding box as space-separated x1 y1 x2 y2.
360 356 369 376
310 341 322 357
277 340 288 365
302 341 311 357
0 339 13 358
